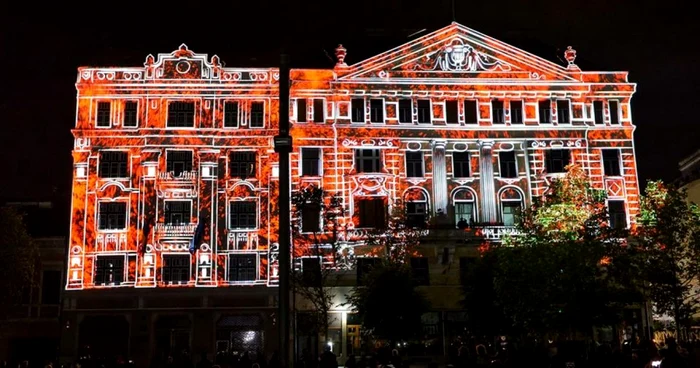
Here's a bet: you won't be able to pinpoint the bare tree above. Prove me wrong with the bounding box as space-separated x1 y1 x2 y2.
291 186 345 348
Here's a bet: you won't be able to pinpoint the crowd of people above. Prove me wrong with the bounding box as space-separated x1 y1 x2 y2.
3 337 700 368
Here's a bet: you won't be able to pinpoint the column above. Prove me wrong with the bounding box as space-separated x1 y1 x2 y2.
197 149 219 286
136 149 160 287
479 140 498 223
431 140 448 215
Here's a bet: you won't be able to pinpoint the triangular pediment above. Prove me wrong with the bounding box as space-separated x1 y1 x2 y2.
339 22 577 82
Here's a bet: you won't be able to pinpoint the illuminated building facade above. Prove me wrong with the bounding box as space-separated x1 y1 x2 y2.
62 23 639 363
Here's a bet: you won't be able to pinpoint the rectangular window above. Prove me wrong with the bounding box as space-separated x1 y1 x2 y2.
96 101 111 127
354 149 382 173
406 202 427 228
609 100 620 125
228 254 257 282
297 99 307 122
229 151 256 179
229 201 257 229
557 100 571 124
313 99 324 123
398 99 412 123
164 201 191 225
98 202 127 230
510 101 523 124
491 100 505 124
464 100 478 124
357 198 386 229
301 148 321 176
455 202 474 226
608 200 627 229
369 99 384 123
502 202 521 226
123 101 138 127
602 149 622 176
417 100 431 124
224 101 239 128
452 152 470 177
166 150 193 176
351 99 364 123
301 202 321 233
410 257 430 286
162 254 190 283
94 256 124 285
250 102 264 127
445 100 458 124
538 100 551 124
301 257 321 286
499 151 517 178
405 151 424 177
593 101 605 125
41 270 61 305
167 101 195 127
545 149 570 173
99 151 128 178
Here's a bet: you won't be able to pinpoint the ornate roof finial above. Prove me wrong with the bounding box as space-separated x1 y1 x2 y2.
564 46 577 68
173 44 195 58
144 54 155 67
335 44 348 68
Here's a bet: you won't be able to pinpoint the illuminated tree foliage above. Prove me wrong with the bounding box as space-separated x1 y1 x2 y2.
346 261 430 345
291 186 345 346
365 200 423 264
0 207 37 319
468 165 640 338
636 181 700 339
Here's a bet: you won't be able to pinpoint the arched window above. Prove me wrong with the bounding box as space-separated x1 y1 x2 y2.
404 188 429 228
499 187 524 227
452 188 477 227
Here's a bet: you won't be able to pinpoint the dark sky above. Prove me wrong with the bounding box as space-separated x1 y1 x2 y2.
1 1 697 211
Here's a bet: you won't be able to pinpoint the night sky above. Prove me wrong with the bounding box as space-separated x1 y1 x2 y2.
1 1 697 217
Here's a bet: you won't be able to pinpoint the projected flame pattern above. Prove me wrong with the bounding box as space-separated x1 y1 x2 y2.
67 23 639 290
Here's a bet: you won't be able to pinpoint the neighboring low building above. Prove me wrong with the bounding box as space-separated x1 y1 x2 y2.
678 149 700 204
0 201 66 366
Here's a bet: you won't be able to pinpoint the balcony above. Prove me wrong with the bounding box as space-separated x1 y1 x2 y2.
155 223 197 238
420 224 521 243
158 171 198 181
467 225 521 241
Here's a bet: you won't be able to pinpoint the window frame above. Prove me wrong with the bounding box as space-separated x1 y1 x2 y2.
223 100 240 128
161 253 192 284
369 98 385 124
98 150 130 179
122 100 139 128
452 151 471 178
300 147 322 177
602 149 622 177
405 150 424 178
498 150 518 179
416 99 431 124
97 200 129 232
354 148 382 173
163 199 193 226
166 100 196 128
228 200 259 230
165 149 194 176
95 101 112 128
249 101 266 128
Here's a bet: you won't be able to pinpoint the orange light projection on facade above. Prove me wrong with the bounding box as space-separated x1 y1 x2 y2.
67 23 639 290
